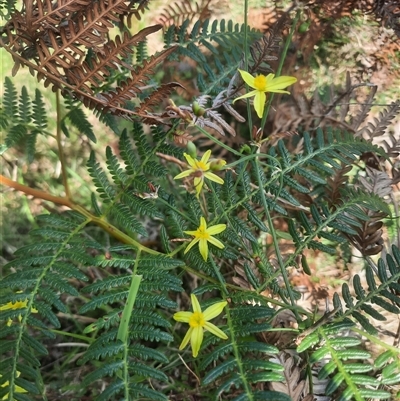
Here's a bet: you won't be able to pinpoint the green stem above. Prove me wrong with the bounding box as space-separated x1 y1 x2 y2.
118 252 142 343
243 0 253 130
224 301 254 401
195 125 242 157
117 250 142 398
254 160 300 321
55 90 71 199
209 257 227 296
50 329 94 343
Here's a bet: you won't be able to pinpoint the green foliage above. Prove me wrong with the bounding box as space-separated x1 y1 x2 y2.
1 2 400 401
0 78 48 162
164 18 262 95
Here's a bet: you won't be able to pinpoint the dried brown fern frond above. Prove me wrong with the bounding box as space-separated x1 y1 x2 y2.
348 167 393 256
326 164 353 208
271 73 378 136
158 0 212 29
64 26 161 94
356 100 400 140
1 0 179 121
268 351 308 400
248 19 283 75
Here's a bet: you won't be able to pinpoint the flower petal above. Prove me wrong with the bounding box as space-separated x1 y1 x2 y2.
173 311 193 322
253 91 266 118
191 294 202 313
206 224 226 235
238 69 256 88
203 301 227 320
204 321 228 340
199 217 207 230
179 327 193 350
207 236 224 249
183 229 199 236
184 237 200 254
193 176 204 196
190 326 203 357
233 90 258 103
266 76 297 92
183 153 197 168
199 238 209 261
204 171 224 185
174 169 193 180
200 149 211 164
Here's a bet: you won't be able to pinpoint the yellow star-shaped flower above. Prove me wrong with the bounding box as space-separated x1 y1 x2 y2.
233 69 297 118
0 295 38 326
0 371 27 400
174 150 225 197
184 216 226 261
173 293 228 358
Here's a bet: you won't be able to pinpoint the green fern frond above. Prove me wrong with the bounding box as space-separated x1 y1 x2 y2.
32 89 47 130
164 19 262 94
62 96 96 142
128 383 168 401
298 321 393 400
336 247 400 334
17 86 32 124
230 305 275 321
88 151 117 204
3 77 18 118
109 203 148 236
130 325 173 342
0 211 92 400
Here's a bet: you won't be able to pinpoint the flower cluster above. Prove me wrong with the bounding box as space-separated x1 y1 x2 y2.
0 371 27 400
0 295 37 326
173 294 228 358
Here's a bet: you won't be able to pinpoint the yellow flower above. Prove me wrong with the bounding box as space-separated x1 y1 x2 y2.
174 150 225 197
184 217 226 261
0 371 27 400
233 69 297 118
0 296 38 326
173 294 228 358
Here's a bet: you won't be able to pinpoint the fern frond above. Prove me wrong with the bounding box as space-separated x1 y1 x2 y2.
297 321 396 400
337 246 400 334
159 0 212 29
0 211 91 400
357 100 400 140
62 97 96 142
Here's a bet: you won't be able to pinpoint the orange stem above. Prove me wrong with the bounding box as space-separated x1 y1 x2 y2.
0 174 72 207
0 174 161 255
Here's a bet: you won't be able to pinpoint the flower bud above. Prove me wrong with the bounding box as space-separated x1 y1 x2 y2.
186 141 197 159
192 101 206 117
240 144 251 154
210 159 227 171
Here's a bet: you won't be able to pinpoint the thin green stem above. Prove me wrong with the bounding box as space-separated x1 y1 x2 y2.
254 160 300 321
117 252 142 344
209 257 227 296
243 0 253 130
117 250 142 398
194 125 242 157
50 329 94 343
224 301 254 401
55 90 71 199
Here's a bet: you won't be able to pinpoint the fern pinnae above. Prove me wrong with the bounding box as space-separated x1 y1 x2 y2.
87 151 116 202
17 86 32 125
